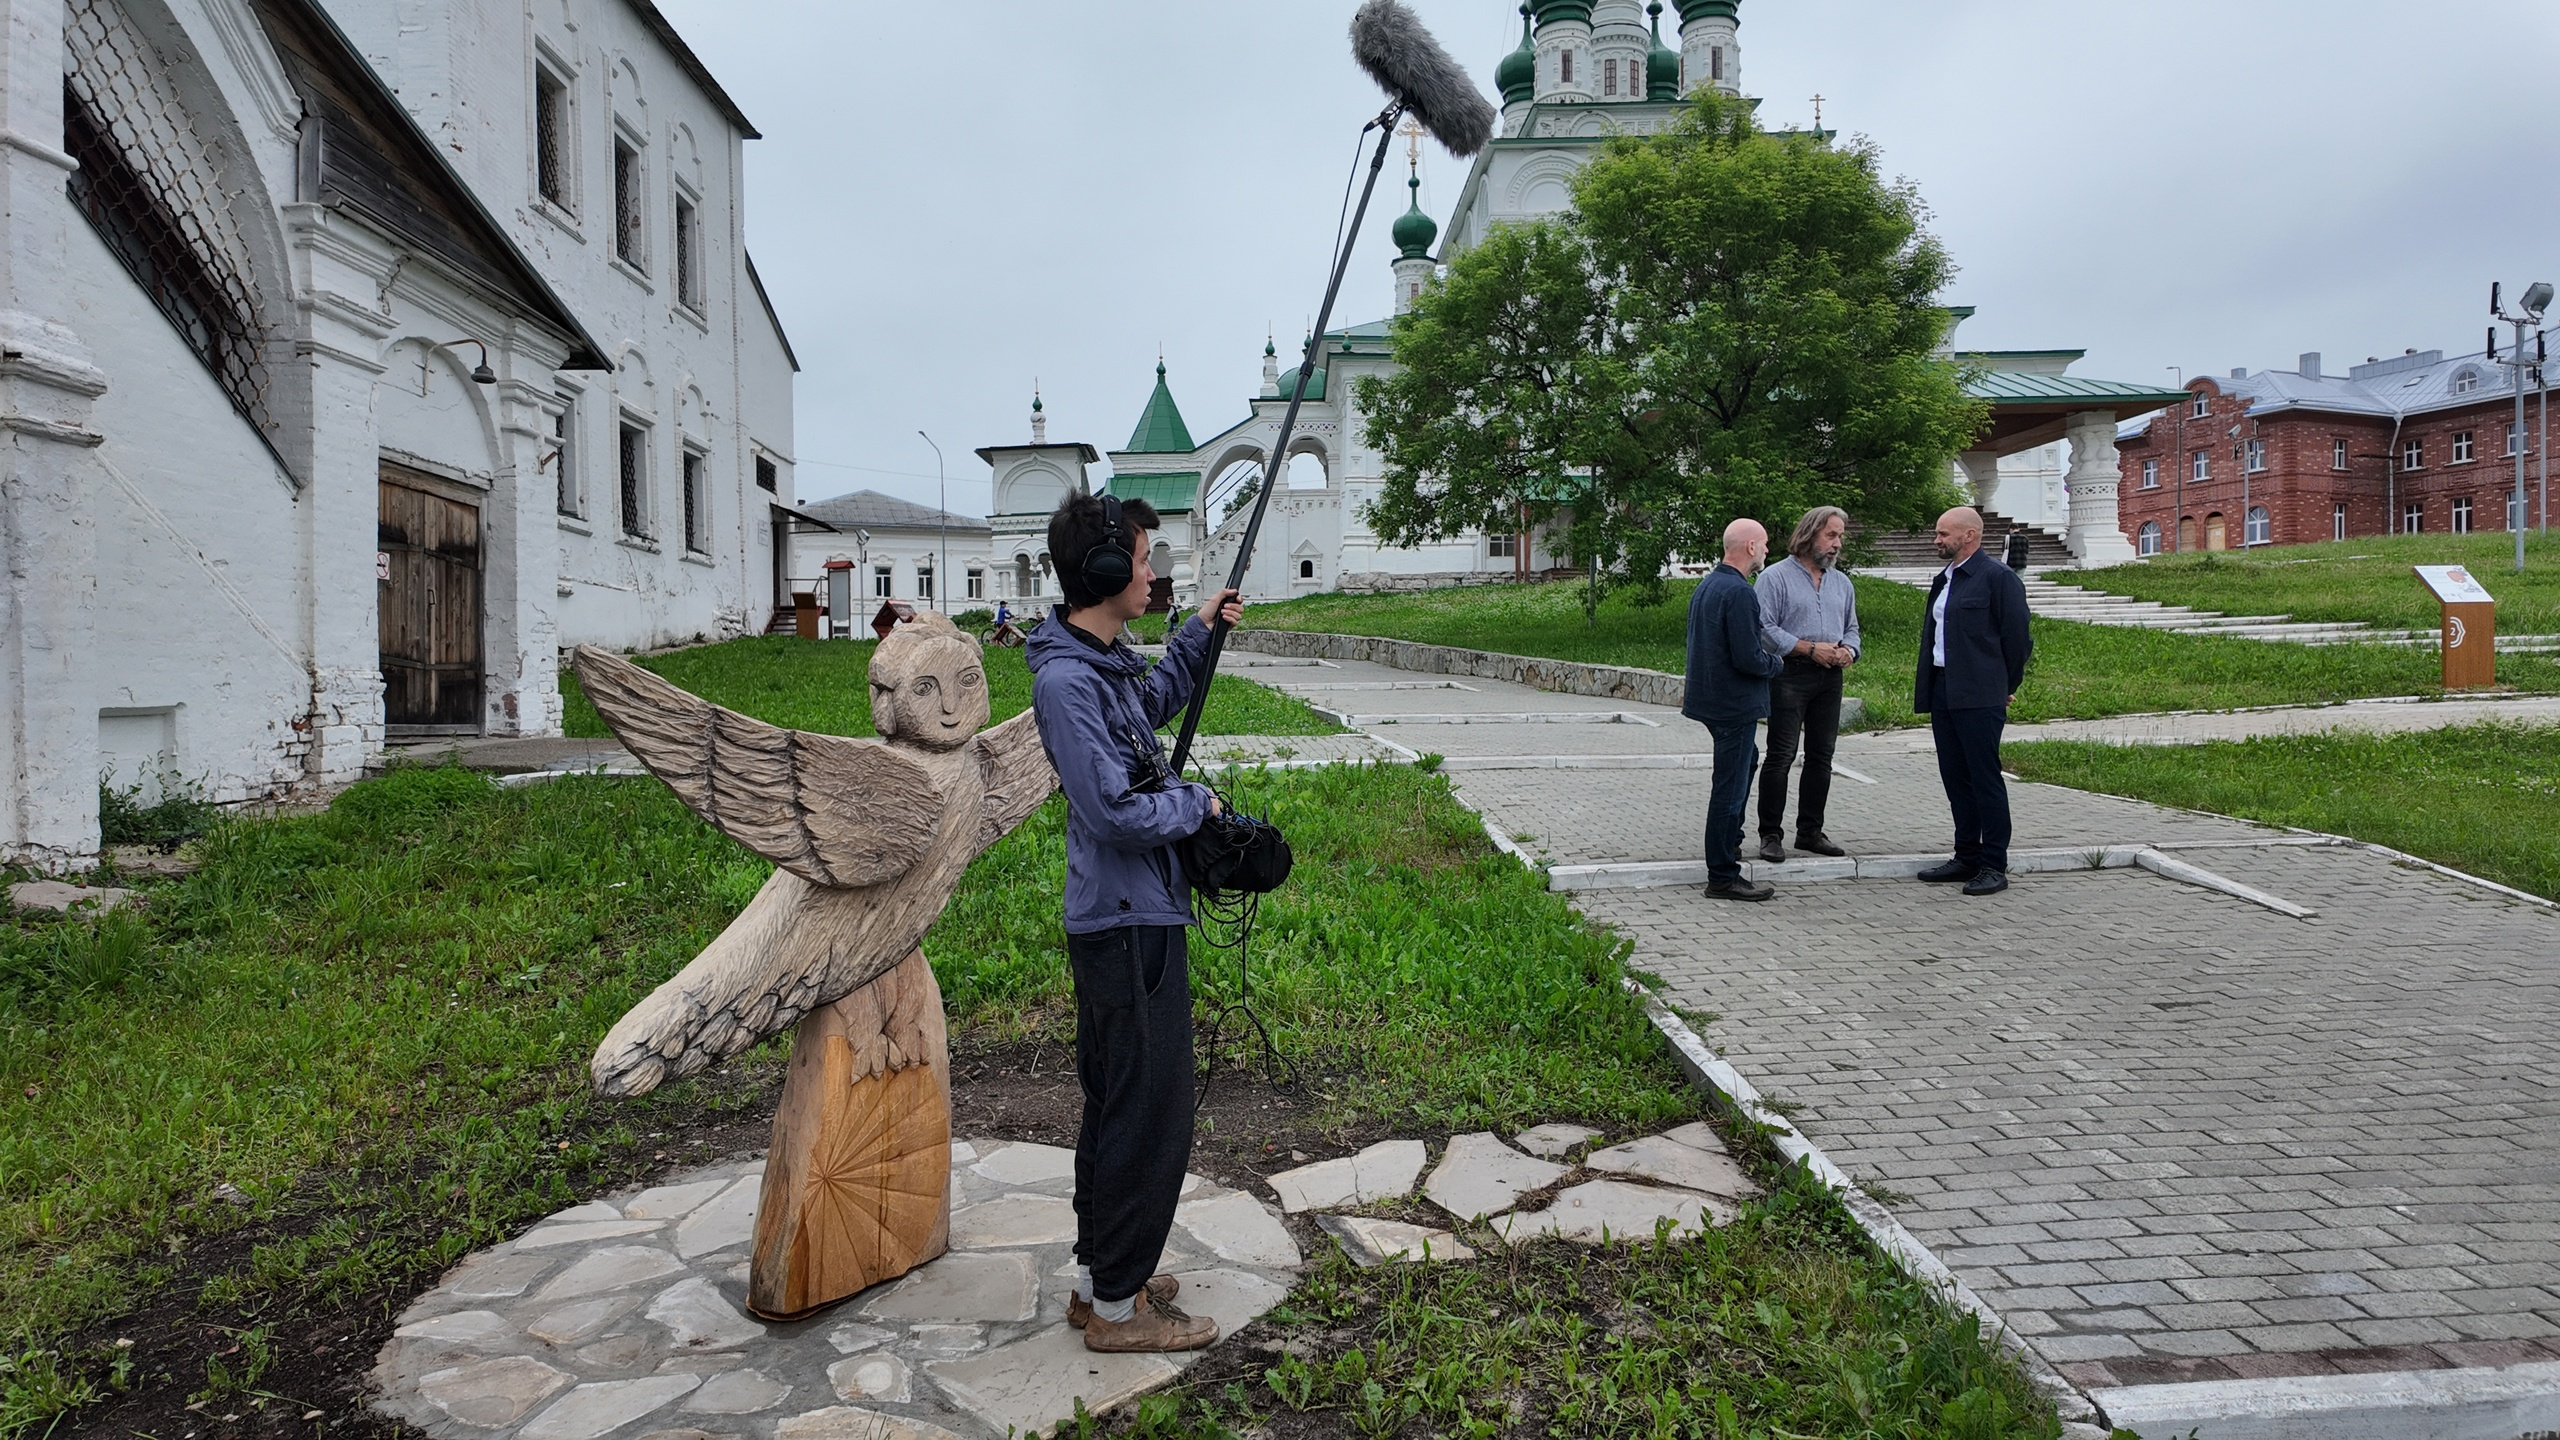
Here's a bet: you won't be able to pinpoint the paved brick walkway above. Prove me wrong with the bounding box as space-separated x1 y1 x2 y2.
1281 656 2560 1402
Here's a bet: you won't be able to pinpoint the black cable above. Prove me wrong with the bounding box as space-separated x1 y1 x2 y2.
1188 774 1288 1103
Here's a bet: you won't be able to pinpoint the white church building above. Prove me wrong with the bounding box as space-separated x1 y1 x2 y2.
2 0 796 870
982 0 2159 605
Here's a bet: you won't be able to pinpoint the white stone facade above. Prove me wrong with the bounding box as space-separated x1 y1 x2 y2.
1 0 793 868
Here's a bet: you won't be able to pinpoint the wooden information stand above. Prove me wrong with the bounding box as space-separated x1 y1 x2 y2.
2415 565 2497 690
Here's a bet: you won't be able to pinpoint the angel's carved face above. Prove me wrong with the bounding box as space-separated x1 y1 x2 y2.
874 641 988 750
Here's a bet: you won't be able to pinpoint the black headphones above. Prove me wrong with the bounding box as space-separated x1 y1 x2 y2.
1079 495 1134 600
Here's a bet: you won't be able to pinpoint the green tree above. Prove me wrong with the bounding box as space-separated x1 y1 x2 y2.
1358 92 1982 601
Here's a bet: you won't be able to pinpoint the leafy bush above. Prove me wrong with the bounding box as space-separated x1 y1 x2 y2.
96 777 217 852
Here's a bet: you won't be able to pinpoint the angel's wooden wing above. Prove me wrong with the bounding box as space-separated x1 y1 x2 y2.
571 645 941 888
970 709 1058 852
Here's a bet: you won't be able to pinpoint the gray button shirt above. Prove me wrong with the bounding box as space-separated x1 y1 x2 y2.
1756 555 1862 660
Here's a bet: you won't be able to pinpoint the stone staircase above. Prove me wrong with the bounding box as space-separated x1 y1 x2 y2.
1852 568 2560 653
1863 507 2076 570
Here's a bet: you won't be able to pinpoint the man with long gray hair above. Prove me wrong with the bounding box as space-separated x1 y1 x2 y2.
1753 506 1861 861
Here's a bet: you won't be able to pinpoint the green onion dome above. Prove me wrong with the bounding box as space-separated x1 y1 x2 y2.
1646 3 1680 98
1391 174 1438 260
1674 0 1738 20
1533 0 1595 22
1495 5 1535 104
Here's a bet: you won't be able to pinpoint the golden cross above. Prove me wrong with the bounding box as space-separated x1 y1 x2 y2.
1402 115 1423 169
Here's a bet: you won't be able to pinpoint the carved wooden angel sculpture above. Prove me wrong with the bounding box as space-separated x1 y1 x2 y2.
570 614 1056 1320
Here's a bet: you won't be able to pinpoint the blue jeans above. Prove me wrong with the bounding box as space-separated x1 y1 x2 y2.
1702 720 1760 882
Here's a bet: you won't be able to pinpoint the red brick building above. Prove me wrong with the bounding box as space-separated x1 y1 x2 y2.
2115 348 2548 554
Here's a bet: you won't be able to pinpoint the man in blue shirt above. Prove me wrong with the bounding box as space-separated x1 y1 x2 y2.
1682 518 1788 900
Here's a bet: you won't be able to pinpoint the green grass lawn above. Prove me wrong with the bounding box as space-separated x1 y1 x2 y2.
2060 530 2560 633
2008 720 2560 902
561 633 1339 740
1250 575 2558 729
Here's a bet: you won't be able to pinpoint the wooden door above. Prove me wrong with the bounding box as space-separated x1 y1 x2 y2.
378 465 483 730
2204 513 2227 551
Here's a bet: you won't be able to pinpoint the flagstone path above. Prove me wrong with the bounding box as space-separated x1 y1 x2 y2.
1280 651 2560 1434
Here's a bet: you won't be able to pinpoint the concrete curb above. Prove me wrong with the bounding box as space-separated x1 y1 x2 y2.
1232 629 1867 728
1547 843 2320 918
2092 1359 2560 1439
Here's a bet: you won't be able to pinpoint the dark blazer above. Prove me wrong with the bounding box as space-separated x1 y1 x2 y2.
1683 563 1786 725
1915 548 2033 713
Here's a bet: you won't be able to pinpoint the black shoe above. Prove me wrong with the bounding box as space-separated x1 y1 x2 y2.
1962 869 2009 896
1794 833 1846 858
1757 836 1787 864
1705 877 1775 901
1917 859 1977 883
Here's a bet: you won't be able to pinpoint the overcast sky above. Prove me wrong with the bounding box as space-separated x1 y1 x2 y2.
652 0 2560 515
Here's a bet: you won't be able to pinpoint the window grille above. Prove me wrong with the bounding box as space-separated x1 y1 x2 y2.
63 0 278 458
682 450 707 552
555 401 579 516
619 423 647 537
755 455 777 492
535 68 570 207
1560 50 1573 84
614 137 643 266
674 194 702 312
1603 58 1618 96
1710 46 1723 82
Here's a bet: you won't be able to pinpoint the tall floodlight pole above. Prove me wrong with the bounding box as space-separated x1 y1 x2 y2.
2538 329 2549 534
2168 366 2186 552
918 431 947 611
2490 281 2550 572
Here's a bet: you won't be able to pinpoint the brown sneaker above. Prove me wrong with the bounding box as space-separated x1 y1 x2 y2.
1067 1274 1179 1328
1083 1289 1216 1353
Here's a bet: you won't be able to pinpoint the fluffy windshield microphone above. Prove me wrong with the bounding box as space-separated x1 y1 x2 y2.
1349 0 1495 158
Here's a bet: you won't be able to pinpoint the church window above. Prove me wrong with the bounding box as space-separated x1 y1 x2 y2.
682 449 709 553
673 191 704 314
555 399 581 517
535 65 572 209
1710 46 1723 82
613 135 644 268
62 0 278 461
1298 559 1316 579
1604 58 1618 96
1560 50 1573 84
619 422 649 538
756 454 777 492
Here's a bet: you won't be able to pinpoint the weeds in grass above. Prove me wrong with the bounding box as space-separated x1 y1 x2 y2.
96 778 217 853
0 909 159 1006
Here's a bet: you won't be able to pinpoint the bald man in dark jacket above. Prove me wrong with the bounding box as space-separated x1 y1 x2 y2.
1683 519 1788 900
1913 507 2033 895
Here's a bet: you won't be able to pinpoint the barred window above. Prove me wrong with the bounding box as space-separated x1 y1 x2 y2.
63 0 278 460
535 67 571 209
674 193 703 313
619 423 648 537
682 449 708 553
554 400 579 517
755 454 777 492
1603 58 1619 96
613 136 643 267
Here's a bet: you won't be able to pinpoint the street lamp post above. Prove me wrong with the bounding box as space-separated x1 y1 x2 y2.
918 431 947 612
2490 280 2551 572
2168 366 2186 552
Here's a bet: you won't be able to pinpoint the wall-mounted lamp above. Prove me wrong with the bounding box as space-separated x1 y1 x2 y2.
439 338 498 385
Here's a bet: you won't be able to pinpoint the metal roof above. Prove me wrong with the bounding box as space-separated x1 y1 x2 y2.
617 0 758 138
1122 363 1196 454
1963 371 2191 408
2118 347 2531 440
1103 472 1200 514
796 489 991 534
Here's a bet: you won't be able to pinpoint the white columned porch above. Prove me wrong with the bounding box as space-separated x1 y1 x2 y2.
2 0 111 870
2064 410 2138 567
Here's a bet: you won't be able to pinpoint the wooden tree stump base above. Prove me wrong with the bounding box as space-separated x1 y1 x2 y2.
747 946 952 1321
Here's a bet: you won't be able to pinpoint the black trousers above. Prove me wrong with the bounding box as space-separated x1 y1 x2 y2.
1928 699 2011 873
1700 719 1758 882
1759 659 1843 840
1067 924 1194 1303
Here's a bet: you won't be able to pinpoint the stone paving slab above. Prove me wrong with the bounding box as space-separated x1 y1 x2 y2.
374 1143 1299 1440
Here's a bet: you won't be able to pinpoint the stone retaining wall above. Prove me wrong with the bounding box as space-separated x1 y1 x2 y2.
1231 629 1868 726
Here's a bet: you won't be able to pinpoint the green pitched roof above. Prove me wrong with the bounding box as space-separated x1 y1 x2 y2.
1124 361 1196 454
1105 472 1200 514
1962 371 2191 408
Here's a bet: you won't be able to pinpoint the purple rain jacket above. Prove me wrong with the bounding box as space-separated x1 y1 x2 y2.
1025 606 1219 935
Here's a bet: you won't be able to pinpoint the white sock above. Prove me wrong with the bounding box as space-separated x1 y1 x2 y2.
1092 1293 1135 1323
1074 1266 1093 1303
